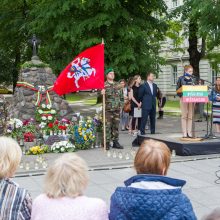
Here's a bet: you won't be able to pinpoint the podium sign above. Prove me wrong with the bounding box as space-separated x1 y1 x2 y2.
182 85 208 103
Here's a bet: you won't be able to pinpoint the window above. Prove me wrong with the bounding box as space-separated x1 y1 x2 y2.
172 65 178 85
172 0 179 8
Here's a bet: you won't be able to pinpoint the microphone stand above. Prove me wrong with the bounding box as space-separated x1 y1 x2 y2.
191 74 216 139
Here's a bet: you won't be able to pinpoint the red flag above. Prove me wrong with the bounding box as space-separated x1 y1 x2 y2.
53 44 104 95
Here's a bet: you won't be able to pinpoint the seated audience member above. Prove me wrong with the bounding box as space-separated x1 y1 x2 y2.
31 153 108 220
0 136 32 220
202 208 220 220
109 139 196 220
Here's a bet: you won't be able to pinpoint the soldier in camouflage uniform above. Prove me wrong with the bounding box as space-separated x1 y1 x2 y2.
101 68 124 150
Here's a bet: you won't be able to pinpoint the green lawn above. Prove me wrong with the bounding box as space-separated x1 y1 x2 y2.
66 93 97 105
164 101 180 112
66 93 181 110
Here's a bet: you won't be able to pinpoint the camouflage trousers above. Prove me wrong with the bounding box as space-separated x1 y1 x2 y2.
105 110 120 143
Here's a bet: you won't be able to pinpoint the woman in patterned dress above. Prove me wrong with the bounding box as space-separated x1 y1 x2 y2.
210 77 220 133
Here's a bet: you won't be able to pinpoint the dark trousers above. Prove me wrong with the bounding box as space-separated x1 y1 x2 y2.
132 117 141 130
140 108 156 135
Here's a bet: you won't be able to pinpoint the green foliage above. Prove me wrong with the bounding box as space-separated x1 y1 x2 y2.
191 0 220 51
21 61 50 69
29 0 168 79
0 0 34 87
166 20 184 52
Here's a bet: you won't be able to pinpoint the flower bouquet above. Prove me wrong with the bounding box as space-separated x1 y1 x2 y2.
74 117 96 150
23 132 35 142
27 145 49 155
51 141 76 153
7 118 24 140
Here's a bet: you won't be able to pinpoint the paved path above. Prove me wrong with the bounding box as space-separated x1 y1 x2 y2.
14 158 220 219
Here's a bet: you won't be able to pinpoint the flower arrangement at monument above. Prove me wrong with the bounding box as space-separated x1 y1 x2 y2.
35 104 57 123
73 116 96 150
27 145 49 155
7 118 37 141
6 109 99 153
51 141 75 153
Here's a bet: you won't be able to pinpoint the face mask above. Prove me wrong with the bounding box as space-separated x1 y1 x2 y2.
184 72 191 77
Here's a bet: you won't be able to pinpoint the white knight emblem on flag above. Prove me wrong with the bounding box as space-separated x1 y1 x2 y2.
67 57 96 88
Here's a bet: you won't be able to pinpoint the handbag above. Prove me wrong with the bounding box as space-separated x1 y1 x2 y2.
123 100 131 113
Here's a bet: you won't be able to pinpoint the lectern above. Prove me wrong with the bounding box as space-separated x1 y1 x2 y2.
177 85 208 103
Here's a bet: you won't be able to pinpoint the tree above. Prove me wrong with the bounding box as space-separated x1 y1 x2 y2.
192 0 220 73
169 0 220 78
170 0 206 78
0 0 33 89
30 0 168 79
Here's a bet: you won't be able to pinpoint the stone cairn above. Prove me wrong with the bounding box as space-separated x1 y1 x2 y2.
10 58 74 121
10 35 74 121
10 57 73 120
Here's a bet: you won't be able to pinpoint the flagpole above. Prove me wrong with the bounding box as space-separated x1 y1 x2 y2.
101 38 106 151
103 93 106 151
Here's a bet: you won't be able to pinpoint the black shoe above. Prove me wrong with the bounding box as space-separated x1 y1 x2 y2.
157 111 163 119
112 140 124 149
105 143 111 150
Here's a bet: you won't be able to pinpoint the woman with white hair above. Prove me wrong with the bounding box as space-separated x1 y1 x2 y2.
31 153 108 220
0 136 32 220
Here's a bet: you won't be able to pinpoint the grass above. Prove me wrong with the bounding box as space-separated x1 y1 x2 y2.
66 93 97 105
66 93 181 111
164 101 180 112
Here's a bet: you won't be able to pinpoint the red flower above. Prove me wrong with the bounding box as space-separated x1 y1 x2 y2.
23 132 35 142
48 123 54 128
58 125 67 130
23 120 30 126
54 120 59 125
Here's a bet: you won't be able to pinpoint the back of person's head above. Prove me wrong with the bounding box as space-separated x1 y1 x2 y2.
202 208 220 220
0 137 22 179
134 139 171 175
44 153 89 198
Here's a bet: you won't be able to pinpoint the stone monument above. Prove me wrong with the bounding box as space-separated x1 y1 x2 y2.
10 35 74 120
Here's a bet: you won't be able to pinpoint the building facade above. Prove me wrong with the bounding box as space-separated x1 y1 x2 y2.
155 0 213 100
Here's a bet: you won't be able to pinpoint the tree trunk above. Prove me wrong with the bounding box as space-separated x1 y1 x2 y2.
187 19 202 78
187 18 206 121
12 50 21 92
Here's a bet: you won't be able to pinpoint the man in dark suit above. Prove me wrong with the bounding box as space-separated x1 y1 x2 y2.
138 72 158 135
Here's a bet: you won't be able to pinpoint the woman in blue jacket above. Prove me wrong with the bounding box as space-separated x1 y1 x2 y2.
109 139 196 220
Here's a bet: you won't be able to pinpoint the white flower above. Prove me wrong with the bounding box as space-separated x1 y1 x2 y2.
48 116 53 120
42 116 47 121
7 129 12 133
38 109 43 114
47 104 51 109
42 104 46 109
60 147 65 152
51 109 56 114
